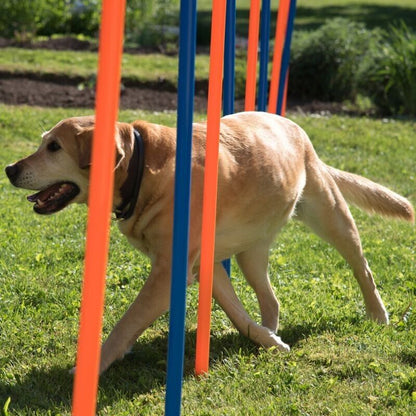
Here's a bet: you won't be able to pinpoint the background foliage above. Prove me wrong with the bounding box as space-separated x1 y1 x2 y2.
289 19 416 116
0 0 178 48
289 19 382 102
0 1 415 115
0 0 100 39
363 22 416 116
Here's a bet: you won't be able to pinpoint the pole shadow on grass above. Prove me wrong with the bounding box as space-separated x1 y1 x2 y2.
196 5 416 43
295 5 416 31
279 314 363 346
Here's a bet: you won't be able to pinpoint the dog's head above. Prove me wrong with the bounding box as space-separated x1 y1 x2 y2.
5 116 131 215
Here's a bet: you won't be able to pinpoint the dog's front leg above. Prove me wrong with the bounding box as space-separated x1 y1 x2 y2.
212 263 290 352
99 261 171 374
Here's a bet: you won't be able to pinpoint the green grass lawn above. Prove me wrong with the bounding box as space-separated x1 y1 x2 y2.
0 104 415 415
0 48 202 87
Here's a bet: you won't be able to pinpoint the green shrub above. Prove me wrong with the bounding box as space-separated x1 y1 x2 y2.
289 18 383 102
0 0 100 38
123 0 179 49
0 0 40 38
0 0 176 46
364 22 416 116
64 0 100 36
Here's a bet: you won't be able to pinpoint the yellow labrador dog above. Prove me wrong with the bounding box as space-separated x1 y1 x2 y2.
5 111 414 374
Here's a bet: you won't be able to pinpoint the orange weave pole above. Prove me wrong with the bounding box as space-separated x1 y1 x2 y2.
195 0 227 376
268 0 291 114
71 0 126 414
245 0 261 111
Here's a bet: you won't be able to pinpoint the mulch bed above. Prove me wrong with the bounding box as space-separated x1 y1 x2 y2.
0 75 213 112
0 36 348 115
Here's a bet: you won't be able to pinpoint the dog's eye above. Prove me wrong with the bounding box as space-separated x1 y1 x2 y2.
47 141 61 152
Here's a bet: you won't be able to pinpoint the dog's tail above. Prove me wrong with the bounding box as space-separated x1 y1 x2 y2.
326 165 414 223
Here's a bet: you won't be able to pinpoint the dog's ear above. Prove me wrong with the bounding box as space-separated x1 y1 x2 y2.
75 124 129 170
75 127 94 169
115 124 130 171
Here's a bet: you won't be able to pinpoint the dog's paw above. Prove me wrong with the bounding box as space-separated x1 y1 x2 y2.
367 304 389 325
269 333 290 352
249 324 291 351
368 311 390 325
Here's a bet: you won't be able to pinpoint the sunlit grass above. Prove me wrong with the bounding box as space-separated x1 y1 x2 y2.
0 105 415 415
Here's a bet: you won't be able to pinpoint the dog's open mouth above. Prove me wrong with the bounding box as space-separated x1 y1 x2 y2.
27 182 80 215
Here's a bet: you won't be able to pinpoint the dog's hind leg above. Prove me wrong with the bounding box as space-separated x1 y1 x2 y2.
212 262 289 351
295 174 389 324
236 243 280 332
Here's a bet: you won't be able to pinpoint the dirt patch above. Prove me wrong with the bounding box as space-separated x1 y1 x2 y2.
0 36 95 51
0 36 205 112
0 74 351 116
0 37 352 115
0 76 181 111
0 75 228 112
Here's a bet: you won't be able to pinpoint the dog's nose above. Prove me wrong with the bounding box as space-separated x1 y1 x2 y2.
5 163 20 181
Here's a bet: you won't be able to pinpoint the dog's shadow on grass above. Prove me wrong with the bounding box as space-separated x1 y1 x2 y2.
0 365 74 413
0 331 256 413
279 314 363 346
1 318 351 412
97 330 258 409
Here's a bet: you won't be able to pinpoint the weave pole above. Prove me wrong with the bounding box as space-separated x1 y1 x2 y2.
72 0 126 414
164 0 197 413
268 0 291 114
257 0 271 111
245 0 261 111
223 0 236 116
276 0 297 115
195 0 228 376
280 72 289 116
221 0 236 277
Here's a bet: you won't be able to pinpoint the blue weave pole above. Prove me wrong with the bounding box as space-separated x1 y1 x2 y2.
223 0 236 116
276 0 297 115
257 0 271 111
221 0 236 277
165 0 197 414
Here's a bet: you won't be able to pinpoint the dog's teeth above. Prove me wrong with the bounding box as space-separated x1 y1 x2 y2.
37 199 45 207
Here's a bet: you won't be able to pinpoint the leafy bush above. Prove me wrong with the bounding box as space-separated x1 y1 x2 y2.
0 0 40 38
363 22 416 116
64 0 100 36
0 0 100 39
0 0 177 46
288 18 416 116
289 19 383 102
124 0 179 50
